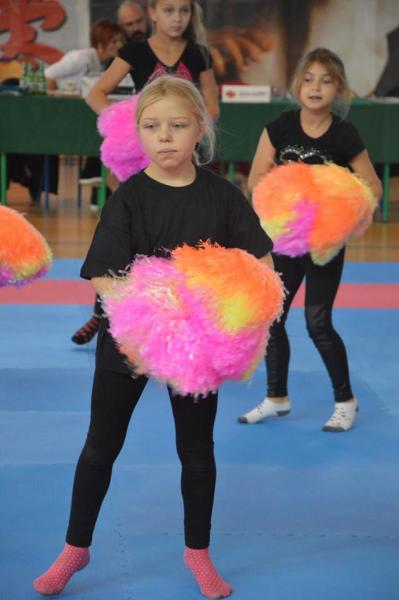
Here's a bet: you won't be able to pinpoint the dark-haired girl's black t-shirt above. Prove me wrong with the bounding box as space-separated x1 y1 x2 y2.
266 109 365 167
118 40 212 91
81 167 272 373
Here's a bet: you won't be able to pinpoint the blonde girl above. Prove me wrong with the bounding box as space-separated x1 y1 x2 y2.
34 76 273 599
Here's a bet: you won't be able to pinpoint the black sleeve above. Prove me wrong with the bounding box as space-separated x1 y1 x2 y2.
226 186 273 258
265 114 283 148
80 190 134 280
118 41 139 67
340 120 365 162
196 44 213 70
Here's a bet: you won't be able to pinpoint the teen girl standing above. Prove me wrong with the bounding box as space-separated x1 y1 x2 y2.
87 0 219 118
72 0 219 346
34 76 272 598
238 48 382 432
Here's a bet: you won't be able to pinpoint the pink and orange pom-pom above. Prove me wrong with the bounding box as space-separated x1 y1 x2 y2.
253 162 376 265
103 242 284 397
0 205 52 287
98 94 150 182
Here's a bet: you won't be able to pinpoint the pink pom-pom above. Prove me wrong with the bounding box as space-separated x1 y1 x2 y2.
103 243 284 396
274 197 317 257
98 95 150 182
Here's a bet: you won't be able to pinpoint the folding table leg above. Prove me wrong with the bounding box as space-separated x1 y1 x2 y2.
382 163 390 222
1 152 7 205
43 154 50 210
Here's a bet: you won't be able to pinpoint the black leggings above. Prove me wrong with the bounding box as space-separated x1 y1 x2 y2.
66 368 217 549
267 248 353 402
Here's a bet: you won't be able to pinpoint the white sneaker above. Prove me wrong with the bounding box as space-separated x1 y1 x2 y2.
322 398 359 432
238 397 291 424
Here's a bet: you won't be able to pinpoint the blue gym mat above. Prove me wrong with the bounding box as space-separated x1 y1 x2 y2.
0 260 398 600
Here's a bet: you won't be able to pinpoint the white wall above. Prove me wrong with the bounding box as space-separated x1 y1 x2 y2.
306 0 398 95
241 0 399 95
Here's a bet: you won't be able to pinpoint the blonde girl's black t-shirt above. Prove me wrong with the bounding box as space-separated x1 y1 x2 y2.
266 109 365 167
118 40 212 91
81 167 273 373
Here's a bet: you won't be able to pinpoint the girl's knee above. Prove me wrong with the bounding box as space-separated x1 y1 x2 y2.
80 434 123 466
305 305 332 337
177 441 215 471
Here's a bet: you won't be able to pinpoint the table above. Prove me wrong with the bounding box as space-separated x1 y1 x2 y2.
1 95 398 219
0 95 103 208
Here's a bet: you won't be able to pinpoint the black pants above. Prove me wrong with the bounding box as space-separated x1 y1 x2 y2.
267 248 353 402
66 368 217 549
8 153 59 202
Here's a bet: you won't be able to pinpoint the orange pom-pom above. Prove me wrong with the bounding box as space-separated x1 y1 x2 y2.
0 205 52 286
252 163 376 265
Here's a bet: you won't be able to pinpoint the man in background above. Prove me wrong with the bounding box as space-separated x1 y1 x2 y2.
117 0 150 42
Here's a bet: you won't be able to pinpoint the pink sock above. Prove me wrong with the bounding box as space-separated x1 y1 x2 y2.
33 543 90 596
184 547 232 599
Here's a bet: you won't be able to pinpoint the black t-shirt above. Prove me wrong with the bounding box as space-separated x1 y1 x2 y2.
266 109 365 167
81 167 273 373
118 40 212 91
